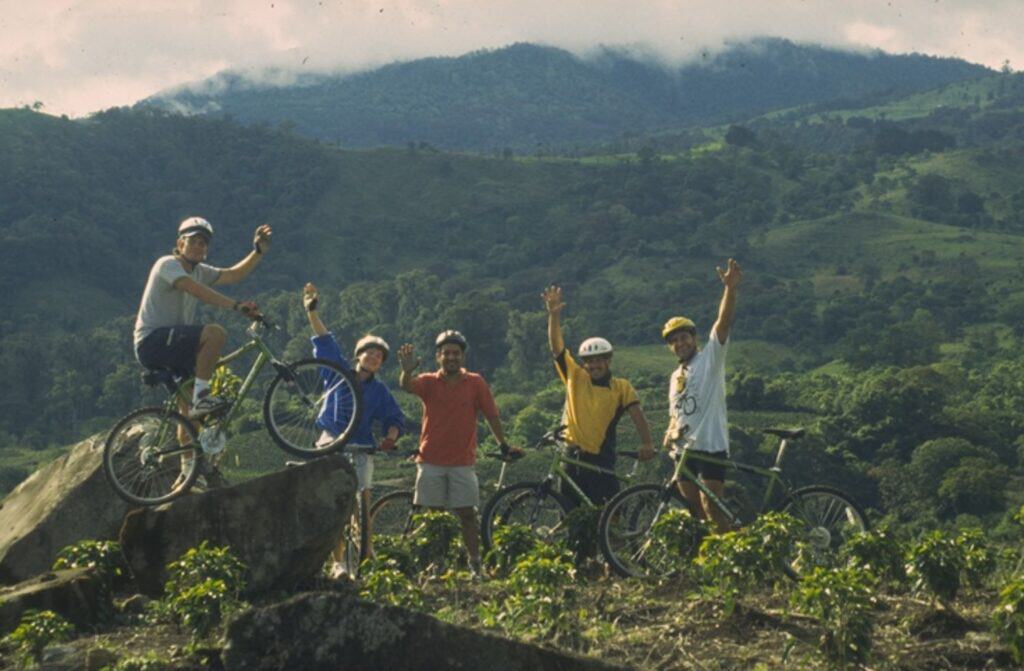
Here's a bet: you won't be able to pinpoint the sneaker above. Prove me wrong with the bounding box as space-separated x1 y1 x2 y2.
188 393 230 420
329 562 348 580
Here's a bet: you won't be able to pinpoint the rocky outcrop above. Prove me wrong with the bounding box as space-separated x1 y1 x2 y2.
0 435 133 585
0 567 110 634
119 456 356 596
221 591 627 671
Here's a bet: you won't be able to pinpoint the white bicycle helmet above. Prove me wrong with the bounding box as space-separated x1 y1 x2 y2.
178 216 214 239
578 337 613 358
354 335 390 362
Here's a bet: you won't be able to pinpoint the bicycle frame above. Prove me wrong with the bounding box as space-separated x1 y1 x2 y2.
536 440 638 509
666 437 797 527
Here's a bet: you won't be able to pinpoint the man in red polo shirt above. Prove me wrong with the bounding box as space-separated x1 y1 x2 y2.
398 329 516 577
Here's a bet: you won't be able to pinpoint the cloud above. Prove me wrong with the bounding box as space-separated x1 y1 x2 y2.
1 0 1021 117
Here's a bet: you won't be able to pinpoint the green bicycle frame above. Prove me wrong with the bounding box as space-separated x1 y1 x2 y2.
542 446 636 509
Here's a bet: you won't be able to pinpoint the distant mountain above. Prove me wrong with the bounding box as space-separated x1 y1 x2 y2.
140 39 990 151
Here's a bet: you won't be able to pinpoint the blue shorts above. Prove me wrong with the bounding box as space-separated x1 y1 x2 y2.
136 325 204 378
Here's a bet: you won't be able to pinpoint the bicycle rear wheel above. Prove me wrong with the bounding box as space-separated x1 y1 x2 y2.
479 481 571 554
103 406 200 506
263 358 363 458
369 490 417 540
339 496 370 576
599 483 690 579
779 485 868 579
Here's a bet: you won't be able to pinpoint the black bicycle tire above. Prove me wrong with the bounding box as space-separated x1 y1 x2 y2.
598 483 689 579
369 489 417 540
777 484 869 580
263 358 364 457
479 481 572 554
102 406 200 506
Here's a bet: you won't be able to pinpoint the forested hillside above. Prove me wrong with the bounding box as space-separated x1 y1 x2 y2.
3 67 1024 535
140 39 989 151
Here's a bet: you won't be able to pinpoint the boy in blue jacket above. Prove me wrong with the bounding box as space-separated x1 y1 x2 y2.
303 282 405 575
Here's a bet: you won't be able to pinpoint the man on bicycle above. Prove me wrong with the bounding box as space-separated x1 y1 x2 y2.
133 217 270 486
662 258 742 532
302 283 405 577
542 286 656 507
397 330 518 578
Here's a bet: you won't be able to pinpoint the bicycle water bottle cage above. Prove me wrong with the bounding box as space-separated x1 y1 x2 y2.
141 367 181 393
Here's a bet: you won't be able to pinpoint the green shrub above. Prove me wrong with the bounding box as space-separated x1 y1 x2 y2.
485 523 540 577
992 577 1024 665
364 534 417 577
792 565 878 668
842 527 908 589
409 510 461 572
957 527 997 588
563 506 600 565
696 512 799 616
162 543 247 642
649 507 711 571
102 651 170 671
1 610 74 668
359 561 423 609
906 530 964 602
52 540 126 588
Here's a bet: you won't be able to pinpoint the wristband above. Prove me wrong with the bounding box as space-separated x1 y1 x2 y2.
306 297 319 312
254 240 264 255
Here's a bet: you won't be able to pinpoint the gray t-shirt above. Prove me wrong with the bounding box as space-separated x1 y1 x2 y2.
133 255 221 349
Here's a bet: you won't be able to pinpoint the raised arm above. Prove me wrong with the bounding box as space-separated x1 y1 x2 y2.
711 258 742 345
627 404 656 461
397 343 420 394
542 285 566 356
216 225 272 285
303 282 328 337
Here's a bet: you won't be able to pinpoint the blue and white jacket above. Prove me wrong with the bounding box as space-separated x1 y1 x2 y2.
313 333 405 446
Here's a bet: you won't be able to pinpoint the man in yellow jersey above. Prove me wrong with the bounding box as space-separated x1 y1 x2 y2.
542 285 656 506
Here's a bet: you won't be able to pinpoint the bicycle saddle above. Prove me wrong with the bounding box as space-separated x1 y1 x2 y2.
140 367 180 388
763 427 805 440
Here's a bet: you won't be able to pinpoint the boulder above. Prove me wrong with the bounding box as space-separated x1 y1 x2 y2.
119 456 356 596
221 591 627 671
0 435 133 585
0 567 111 634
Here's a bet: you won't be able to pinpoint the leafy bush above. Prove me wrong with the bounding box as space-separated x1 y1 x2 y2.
1 610 74 668
52 539 126 591
842 527 908 589
646 508 711 578
906 530 964 602
792 565 878 668
365 534 417 577
161 543 248 642
696 512 799 615
485 523 541 577
957 527 997 587
359 561 423 609
103 652 170 671
563 506 601 565
409 511 461 573
992 577 1024 665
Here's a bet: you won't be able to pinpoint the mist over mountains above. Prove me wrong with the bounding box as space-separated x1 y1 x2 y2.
141 38 989 151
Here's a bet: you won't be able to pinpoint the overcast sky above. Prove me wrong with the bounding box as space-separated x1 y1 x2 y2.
2 0 1021 118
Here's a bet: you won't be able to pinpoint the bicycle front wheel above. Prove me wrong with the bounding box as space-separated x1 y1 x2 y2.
369 490 418 541
480 482 571 554
779 485 868 579
599 483 690 579
263 358 363 457
103 406 201 506
340 496 370 576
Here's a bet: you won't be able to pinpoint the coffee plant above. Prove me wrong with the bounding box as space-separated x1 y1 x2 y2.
791 565 878 668
1 610 73 668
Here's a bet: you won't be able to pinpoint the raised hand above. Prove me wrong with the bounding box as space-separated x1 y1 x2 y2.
541 285 566 315
397 343 420 373
254 224 273 254
717 258 742 289
302 282 319 312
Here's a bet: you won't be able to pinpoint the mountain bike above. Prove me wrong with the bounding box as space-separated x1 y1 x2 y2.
479 426 639 555
597 427 868 580
103 315 363 506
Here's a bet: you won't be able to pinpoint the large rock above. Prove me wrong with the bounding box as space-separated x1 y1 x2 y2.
222 591 627 671
0 567 110 634
119 456 356 596
0 435 133 585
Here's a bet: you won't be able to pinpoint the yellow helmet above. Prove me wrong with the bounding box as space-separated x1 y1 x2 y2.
661 316 696 340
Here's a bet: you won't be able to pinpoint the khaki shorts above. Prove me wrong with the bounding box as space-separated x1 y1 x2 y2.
413 463 479 509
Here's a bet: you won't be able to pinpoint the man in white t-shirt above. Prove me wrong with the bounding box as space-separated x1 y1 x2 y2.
662 258 741 531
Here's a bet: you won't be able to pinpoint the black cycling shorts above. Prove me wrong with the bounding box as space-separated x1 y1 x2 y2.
564 447 620 507
683 449 728 482
136 325 204 378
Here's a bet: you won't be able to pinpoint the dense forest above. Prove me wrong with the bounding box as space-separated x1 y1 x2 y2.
3 63 1024 541
141 39 989 151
